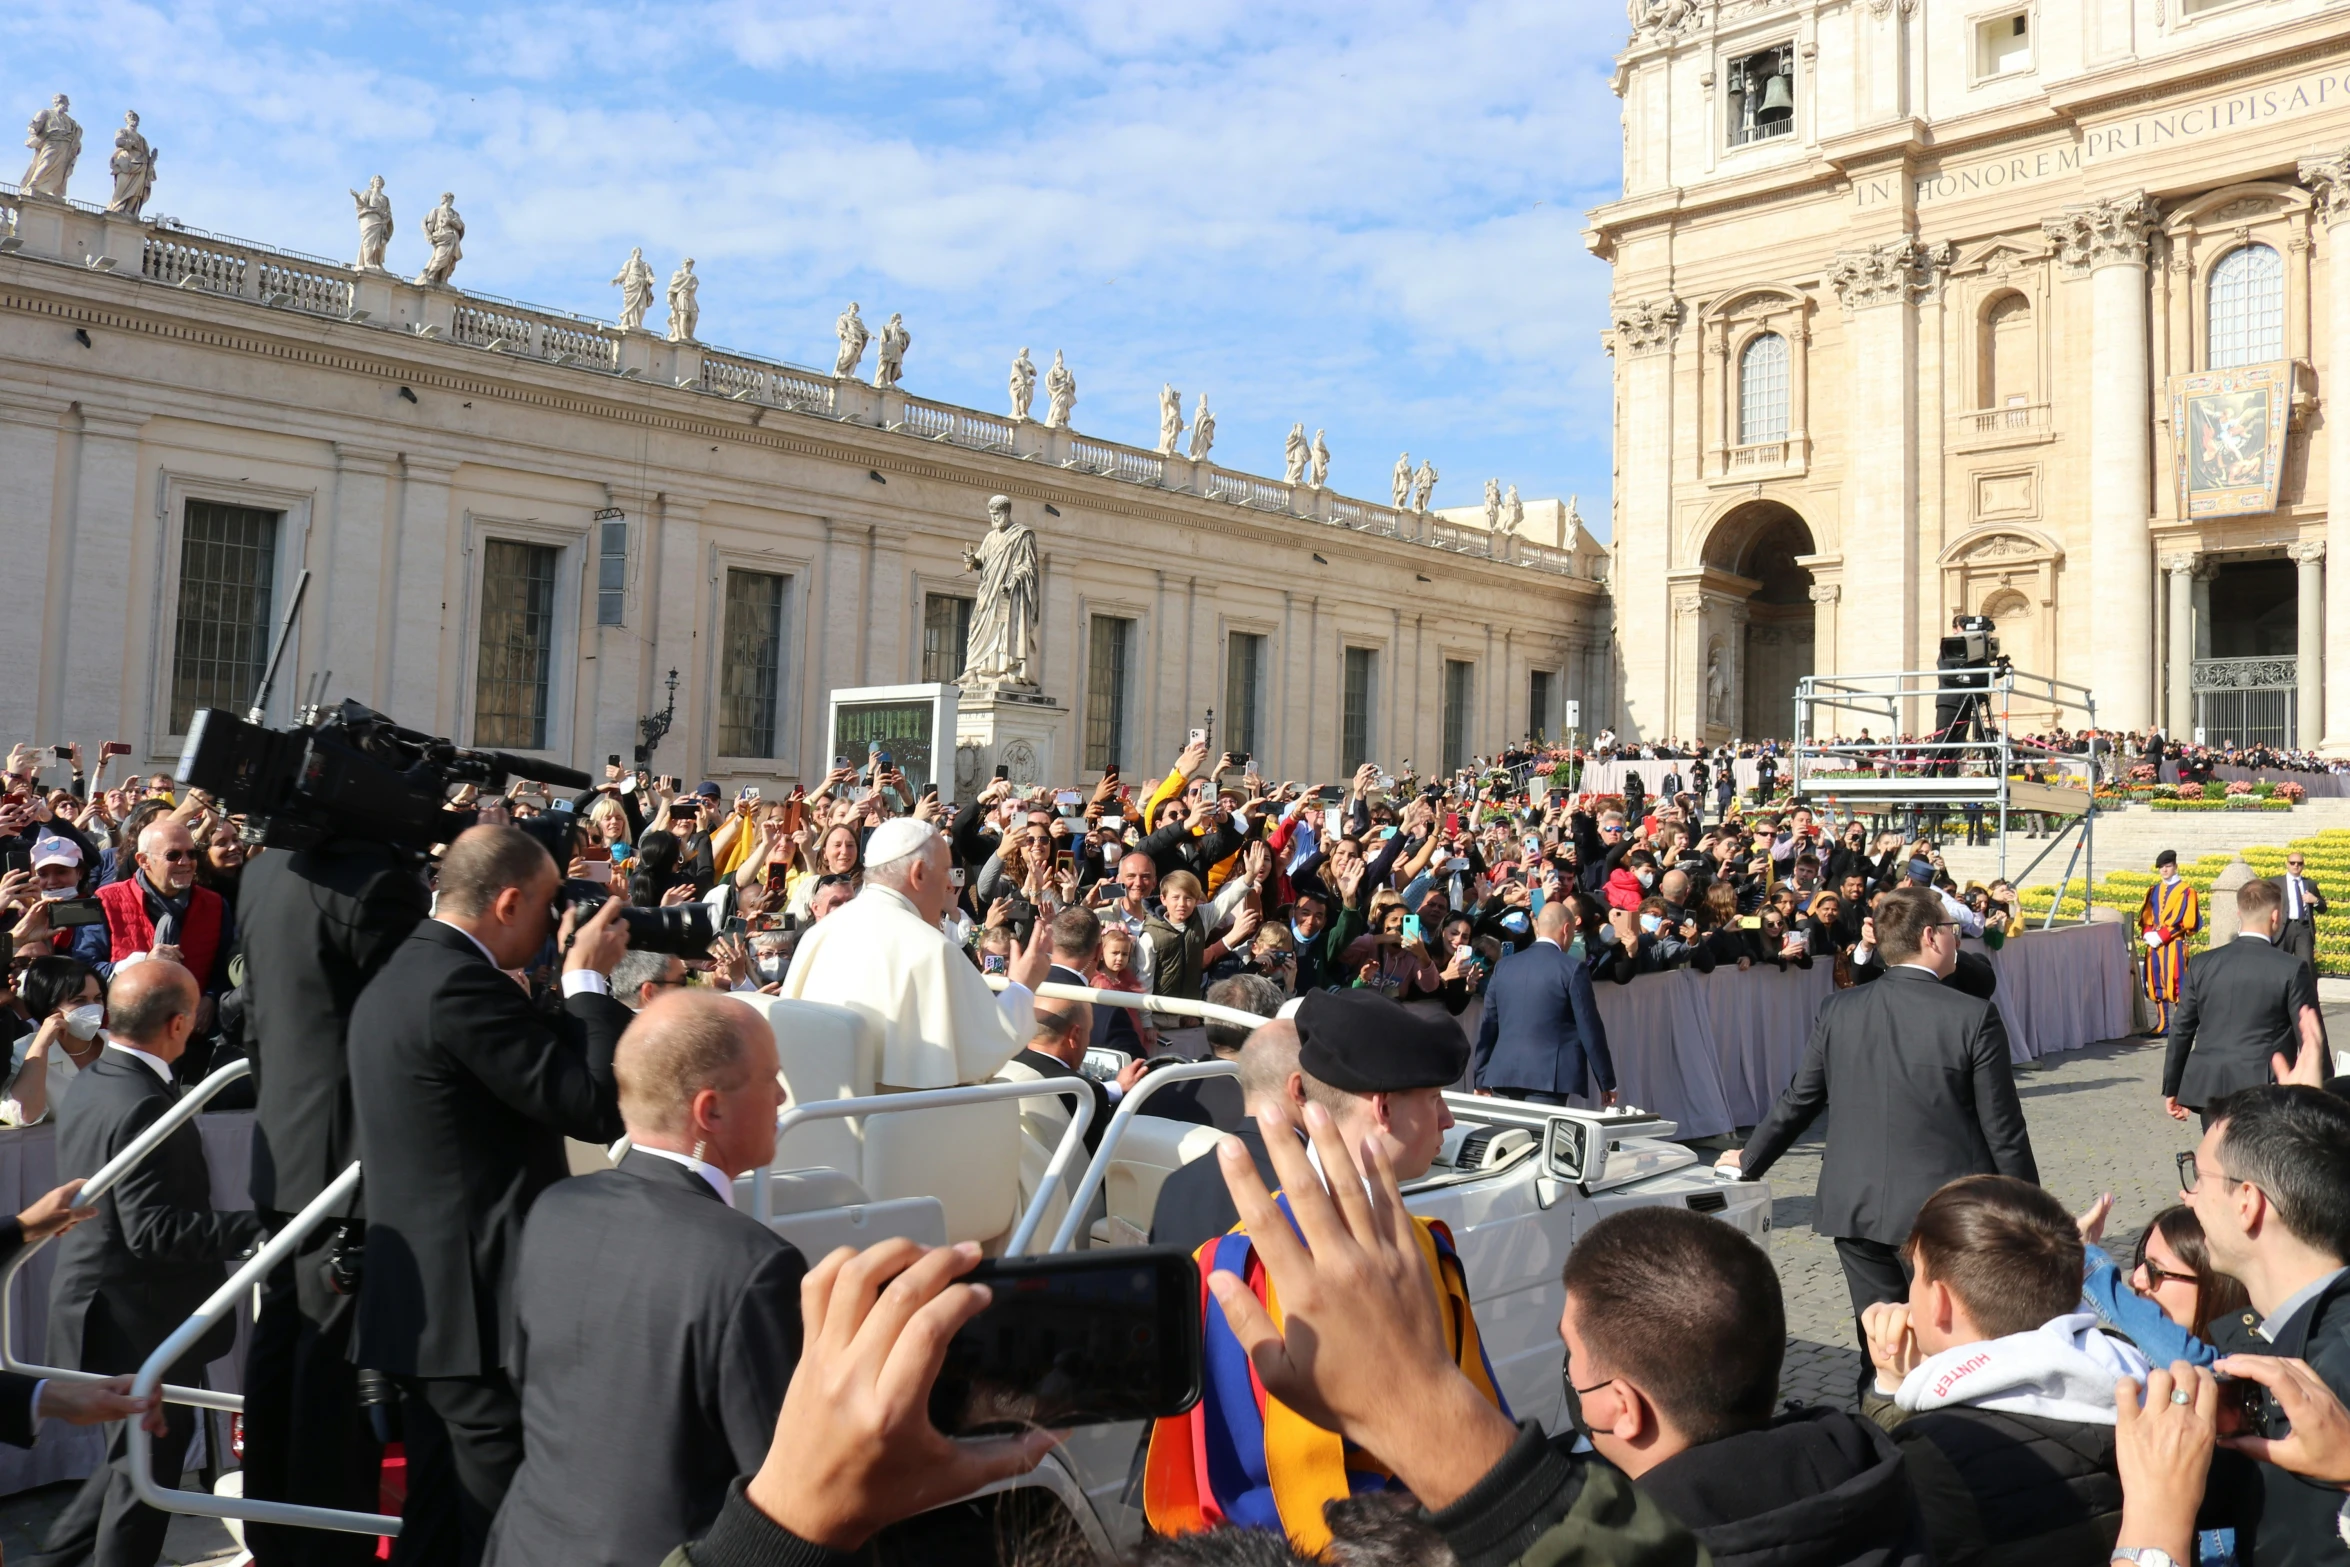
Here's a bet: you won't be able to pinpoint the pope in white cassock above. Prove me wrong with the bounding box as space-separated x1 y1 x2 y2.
778 818 1048 1088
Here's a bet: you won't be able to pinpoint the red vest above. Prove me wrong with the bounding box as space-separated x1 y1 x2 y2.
96 878 225 987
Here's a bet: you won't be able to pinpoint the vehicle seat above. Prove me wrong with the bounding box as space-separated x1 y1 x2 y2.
732 994 873 1181
1101 1116 1224 1241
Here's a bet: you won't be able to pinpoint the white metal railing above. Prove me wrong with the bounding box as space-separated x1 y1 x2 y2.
0 1057 254 1411
1048 1059 1238 1254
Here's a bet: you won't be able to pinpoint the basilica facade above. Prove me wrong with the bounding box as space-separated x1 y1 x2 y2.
1589 0 2350 748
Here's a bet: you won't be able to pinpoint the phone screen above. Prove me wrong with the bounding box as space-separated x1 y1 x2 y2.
44 896 106 929
927 1248 1202 1435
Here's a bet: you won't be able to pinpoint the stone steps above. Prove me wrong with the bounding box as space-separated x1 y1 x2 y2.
1932 796 2350 889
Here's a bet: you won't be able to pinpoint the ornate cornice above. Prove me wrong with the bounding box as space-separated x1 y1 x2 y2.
1827 236 1956 312
1613 295 1686 354
1808 582 1842 603
2299 146 2350 229
2041 192 2158 274
2291 539 2328 565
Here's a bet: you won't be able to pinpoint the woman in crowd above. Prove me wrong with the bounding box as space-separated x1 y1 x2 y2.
2076 1197 2248 1366
3 954 103 1126
785 824 862 920
1341 891 1443 1002
585 795 634 877
194 819 246 904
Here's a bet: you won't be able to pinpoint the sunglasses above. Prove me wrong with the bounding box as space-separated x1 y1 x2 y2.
153 849 195 863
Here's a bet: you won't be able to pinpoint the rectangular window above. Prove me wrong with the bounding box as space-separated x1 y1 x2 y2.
1528 670 1554 743
595 513 627 626
1225 632 1265 760
1727 46 1794 147
1086 615 1133 772
922 594 973 685
1341 647 1375 776
1975 13 2031 77
1442 660 1475 775
474 539 561 750
169 499 279 734
719 569 788 758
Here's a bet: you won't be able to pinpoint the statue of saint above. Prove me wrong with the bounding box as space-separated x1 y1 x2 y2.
1392 454 1412 510
666 258 699 343
873 312 910 387
1706 647 1730 726
1283 423 1308 484
1412 459 1439 512
610 248 655 331
1309 429 1331 489
1502 484 1524 534
105 111 155 218
350 176 393 271
1188 395 1215 461
416 192 464 286
834 302 869 378
1158 384 1184 454
1009 347 1037 420
960 495 1042 690
20 95 81 200
1483 478 1502 530
1044 350 1077 429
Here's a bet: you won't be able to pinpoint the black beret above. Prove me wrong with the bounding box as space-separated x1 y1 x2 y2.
2155 849 2178 869
1296 989 1468 1094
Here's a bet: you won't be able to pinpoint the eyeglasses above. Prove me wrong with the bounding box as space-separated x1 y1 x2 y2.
2134 1255 2199 1290
152 850 194 862
2176 1150 2250 1195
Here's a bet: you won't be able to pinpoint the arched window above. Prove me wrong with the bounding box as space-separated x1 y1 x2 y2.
1738 332 1788 446
2208 244 2284 369
1978 292 2034 411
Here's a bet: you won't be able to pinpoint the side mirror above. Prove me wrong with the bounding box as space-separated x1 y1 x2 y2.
1546 1118 1588 1185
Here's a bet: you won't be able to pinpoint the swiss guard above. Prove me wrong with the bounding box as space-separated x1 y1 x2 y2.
2139 848 2200 1034
1143 990 1508 1553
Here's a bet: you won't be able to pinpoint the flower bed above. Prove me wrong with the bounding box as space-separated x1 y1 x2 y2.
2149 797 2294 812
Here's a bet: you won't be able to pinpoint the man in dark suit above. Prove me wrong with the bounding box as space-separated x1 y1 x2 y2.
1147 1018 1301 1266
2275 850 2328 973
349 825 632 1567
236 838 427 1566
1142 974 1281 1132
34 959 267 1567
2164 876 2322 1129
1719 885 2035 1373
1001 1001 1115 1155
485 990 804 1567
1468 901 1616 1107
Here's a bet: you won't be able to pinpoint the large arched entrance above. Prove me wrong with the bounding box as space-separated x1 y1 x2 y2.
1702 501 1816 740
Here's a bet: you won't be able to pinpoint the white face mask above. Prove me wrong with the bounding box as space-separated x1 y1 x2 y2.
1635 869 1655 889
38 886 73 902
63 1004 104 1041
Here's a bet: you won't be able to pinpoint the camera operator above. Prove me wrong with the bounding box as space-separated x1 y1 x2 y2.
349 824 631 1567
237 833 428 1567
1932 614 1997 777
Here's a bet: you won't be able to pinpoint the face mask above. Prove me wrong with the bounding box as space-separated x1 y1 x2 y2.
38 886 73 902
63 1004 104 1041
1635 869 1654 889
1291 922 1314 944
1640 914 1662 935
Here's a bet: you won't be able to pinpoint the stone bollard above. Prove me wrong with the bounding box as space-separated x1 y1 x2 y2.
2207 854 2254 946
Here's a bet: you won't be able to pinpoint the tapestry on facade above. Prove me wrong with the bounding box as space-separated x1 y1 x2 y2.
2170 361 2290 518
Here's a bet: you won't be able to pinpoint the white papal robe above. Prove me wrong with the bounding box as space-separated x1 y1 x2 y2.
778 883 1033 1089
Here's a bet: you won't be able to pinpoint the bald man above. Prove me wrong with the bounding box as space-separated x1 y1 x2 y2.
1469 900 1616 1107
486 992 803 1567
39 959 266 1567
76 818 232 997
1146 1019 1304 1256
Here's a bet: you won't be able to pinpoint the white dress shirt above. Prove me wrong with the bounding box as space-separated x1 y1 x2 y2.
434 918 611 997
629 1144 735 1207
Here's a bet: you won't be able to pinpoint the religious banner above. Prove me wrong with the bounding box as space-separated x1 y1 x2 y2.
2170 361 2290 518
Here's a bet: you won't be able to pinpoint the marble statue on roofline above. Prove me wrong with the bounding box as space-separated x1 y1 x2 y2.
1392 454 1412 510
1188 395 1215 461
106 112 155 218
1502 484 1524 535
612 247 655 332
834 302 869 378
1044 350 1076 428
1309 429 1331 489
667 258 699 343
1009 347 1037 420
20 95 81 200
351 176 394 271
416 192 464 287
1159 384 1184 454
1412 459 1439 512
961 495 1041 691
873 312 909 387
1283 423 1308 484
1483 478 1502 530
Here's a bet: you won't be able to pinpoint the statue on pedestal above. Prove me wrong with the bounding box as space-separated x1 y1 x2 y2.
611 247 655 331
1706 646 1731 727
1309 429 1331 488
1009 347 1037 420
1412 459 1439 512
1483 478 1502 530
350 176 393 271
1188 395 1215 461
1502 484 1524 534
960 495 1041 691
834 302 869 378
1392 453 1412 510
19 95 80 200
873 312 909 387
1283 423 1308 484
666 258 699 343
105 111 155 218
415 192 464 286
1044 350 1077 429
1158 384 1184 454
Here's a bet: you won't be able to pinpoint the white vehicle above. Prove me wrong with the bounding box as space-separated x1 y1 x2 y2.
67 986 1772 1555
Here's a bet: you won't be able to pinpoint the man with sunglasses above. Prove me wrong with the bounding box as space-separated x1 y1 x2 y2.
72 818 230 999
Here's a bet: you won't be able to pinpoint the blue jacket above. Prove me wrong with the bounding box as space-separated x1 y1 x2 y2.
1469 939 1615 1098
2080 1243 2214 1367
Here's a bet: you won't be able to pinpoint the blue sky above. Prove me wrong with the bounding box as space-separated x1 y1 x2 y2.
7 0 1629 531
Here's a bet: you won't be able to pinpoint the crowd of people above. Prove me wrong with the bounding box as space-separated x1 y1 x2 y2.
0 723 2347 1567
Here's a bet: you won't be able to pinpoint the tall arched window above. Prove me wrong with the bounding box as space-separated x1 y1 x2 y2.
1738 332 1789 446
1978 292 2035 410
2208 243 2284 368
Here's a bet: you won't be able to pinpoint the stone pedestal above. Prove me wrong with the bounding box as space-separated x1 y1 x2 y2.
615 328 660 379
955 688 1069 793
9 198 67 261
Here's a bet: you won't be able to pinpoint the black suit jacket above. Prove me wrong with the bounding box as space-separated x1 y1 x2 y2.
2275 873 2328 925
48 1050 265 1376
0 1218 37 1446
2163 935 2319 1109
2207 1274 2350 1566
485 1151 805 1567
238 842 428 1216
350 921 629 1379
1740 967 2036 1245
1149 1118 1281 1257
1010 1048 1112 1155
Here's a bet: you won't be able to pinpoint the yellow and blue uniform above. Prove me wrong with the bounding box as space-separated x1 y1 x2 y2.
2139 873 2200 1034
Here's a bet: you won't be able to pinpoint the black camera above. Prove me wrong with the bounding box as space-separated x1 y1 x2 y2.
512 815 716 959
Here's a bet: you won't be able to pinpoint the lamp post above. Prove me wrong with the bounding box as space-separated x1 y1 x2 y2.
634 667 679 765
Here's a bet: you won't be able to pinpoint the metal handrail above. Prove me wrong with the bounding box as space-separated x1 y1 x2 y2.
752 1078 1095 1258
129 1162 401 1537
1047 1059 1239 1254
0 1056 252 1411
985 976 1272 1034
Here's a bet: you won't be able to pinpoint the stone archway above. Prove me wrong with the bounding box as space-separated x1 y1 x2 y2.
1701 501 1817 739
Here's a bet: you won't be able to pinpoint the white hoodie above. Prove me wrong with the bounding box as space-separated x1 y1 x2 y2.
1893 1311 2153 1426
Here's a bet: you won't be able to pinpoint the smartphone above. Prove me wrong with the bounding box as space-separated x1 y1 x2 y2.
927 1247 1203 1435
832 754 850 769
1187 728 1207 748
1739 915 1763 930
1055 851 1076 875
1444 812 1461 836
607 754 622 768
44 895 105 929
949 865 967 888
1402 915 1423 944
723 915 748 940
739 786 761 807
579 860 613 885
0 848 26 877
100 742 131 759
1100 815 1124 832
1104 761 1120 779
875 752 894 773
1317 784 1343 803
49 745 69 761
1056 790 1083 807
993 764 1010 781
765 862 789 891
1236 751 1251 767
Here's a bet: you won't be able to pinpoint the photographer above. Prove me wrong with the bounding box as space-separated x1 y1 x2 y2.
349 825 632 1567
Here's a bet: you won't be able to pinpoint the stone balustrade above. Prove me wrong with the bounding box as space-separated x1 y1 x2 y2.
0 182 1597 582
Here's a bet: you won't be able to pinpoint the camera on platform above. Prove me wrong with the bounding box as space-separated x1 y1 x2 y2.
1939 614 2002 669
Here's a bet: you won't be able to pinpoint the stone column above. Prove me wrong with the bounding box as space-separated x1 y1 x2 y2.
1612 296 1682 739
2045 193 2158 731
2298 147 2350 746
56 406 148 748
1808 581 1841 685
1671 591 1706 739
317 443 395 716
2162 552 2199 738
2295 541 2326 748
386 455 459 732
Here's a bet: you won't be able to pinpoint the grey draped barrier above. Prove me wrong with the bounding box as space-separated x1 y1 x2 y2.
2212 765 2350 798
1983 921 2133 1064
0 1113 253 1497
